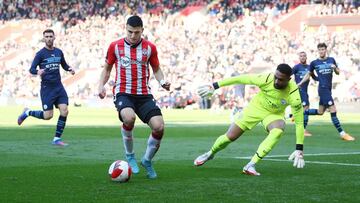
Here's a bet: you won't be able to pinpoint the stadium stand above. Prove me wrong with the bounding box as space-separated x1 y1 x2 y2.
0 0 359 110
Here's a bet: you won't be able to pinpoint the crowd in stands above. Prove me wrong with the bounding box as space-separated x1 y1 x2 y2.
1 0 360 109
0 0 210 28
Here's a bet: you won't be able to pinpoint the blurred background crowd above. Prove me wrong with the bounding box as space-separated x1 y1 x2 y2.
1 0 360 110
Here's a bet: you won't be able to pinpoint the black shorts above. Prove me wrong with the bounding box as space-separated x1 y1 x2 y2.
114 93 162 123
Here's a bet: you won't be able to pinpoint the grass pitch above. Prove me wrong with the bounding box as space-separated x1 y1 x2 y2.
0 107 359 202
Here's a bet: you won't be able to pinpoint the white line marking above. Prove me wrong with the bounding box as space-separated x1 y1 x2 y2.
235 152 360 159
261 158 360 167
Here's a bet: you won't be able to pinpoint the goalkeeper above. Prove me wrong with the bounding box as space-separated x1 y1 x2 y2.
194 64 305 176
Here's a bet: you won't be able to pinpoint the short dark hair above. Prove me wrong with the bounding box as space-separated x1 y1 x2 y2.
126 15 143 27
277 63 292 77
43 29 55 35
317 43 327 49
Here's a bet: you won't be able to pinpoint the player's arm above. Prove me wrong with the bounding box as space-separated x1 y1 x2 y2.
331 58 340 75
197 74 267 97
149 43 170 91
288 87 305 168
60 51 75 75
98 43 115 99
215 74 266 88
29 53 43 76
297 72 311 87
153 67 170 91
98 62 113 99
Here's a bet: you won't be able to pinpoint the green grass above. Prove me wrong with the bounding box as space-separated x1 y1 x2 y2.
0 107 359 202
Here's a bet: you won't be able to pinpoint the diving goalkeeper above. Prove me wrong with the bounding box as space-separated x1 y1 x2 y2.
194 64 305 176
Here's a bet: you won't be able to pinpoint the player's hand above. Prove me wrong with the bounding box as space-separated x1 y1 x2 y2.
160 80 171 91
37 69 45 76
68 68 75 75
288 150 305 168
98 86 106 99
197 84 214 98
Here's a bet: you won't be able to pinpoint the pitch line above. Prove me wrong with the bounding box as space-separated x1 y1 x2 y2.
260 158 360 167
234 152 360 159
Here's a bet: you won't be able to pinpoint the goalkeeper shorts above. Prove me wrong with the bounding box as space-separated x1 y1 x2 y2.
234 104 284 131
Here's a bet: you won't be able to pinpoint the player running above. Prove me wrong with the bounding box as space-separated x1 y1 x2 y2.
17 29 75 146
98 15 171 179
297 43 355 141
291 51 318 136
194 64 305 176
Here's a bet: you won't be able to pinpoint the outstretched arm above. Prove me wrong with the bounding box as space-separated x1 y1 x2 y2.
98 63 113 99
215 74 268 88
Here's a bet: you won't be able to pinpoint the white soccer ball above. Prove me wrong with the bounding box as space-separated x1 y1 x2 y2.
108 160 132 182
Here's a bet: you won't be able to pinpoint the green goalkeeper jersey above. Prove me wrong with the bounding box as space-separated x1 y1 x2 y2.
217 73 304 145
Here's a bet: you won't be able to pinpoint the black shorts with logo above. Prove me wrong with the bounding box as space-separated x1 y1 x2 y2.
114 93 162 123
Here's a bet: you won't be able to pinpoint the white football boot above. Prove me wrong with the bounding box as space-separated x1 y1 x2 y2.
194 151 214 166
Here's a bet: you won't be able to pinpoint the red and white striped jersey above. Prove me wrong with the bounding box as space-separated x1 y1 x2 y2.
106 38 160 95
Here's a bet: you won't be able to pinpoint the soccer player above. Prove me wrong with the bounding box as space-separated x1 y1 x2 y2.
98 16 171 179
17 29 75 146
291 51 318 136
298 43 355 141
194 64 305 176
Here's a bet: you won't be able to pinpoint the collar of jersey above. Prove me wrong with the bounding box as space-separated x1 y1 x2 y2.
124 38 143 48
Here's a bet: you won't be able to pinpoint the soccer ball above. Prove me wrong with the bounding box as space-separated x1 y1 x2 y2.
108 160 132 182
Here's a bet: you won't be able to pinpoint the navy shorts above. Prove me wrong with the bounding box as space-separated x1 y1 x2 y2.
114 93 162 123
318 87 334 107
40 83 68 111
299 90 309 107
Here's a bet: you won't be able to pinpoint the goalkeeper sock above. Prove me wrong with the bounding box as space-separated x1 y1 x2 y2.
210 134 232 154
330 112 343 134
28 110 44 119
251 128 283 164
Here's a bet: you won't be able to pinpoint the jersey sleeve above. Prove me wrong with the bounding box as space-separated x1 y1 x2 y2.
148 43 160 72
60 50 70 71
331 57 338 67
218 74 270 88
288 83 304 145
105 42 116 65
29 52 41 75
292 66 297 74
309 61 315 72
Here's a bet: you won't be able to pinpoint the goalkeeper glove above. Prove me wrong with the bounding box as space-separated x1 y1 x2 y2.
197 84 215 98
288 150 305 168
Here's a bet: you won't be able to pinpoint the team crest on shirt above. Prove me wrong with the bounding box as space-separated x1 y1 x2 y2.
142 48 148 55
281 99 287 105
120 57 130 67
118 101 122 106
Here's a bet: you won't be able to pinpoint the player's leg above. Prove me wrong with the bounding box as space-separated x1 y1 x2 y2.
51 86 69 146
136 95 163 179
303 105 312 136
243 115 285 176
194 104 263 167
328 105 355 141
17 88 54 125
116 95 139 173
141 115 164 179
51 104 68 146
194 123 246 166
